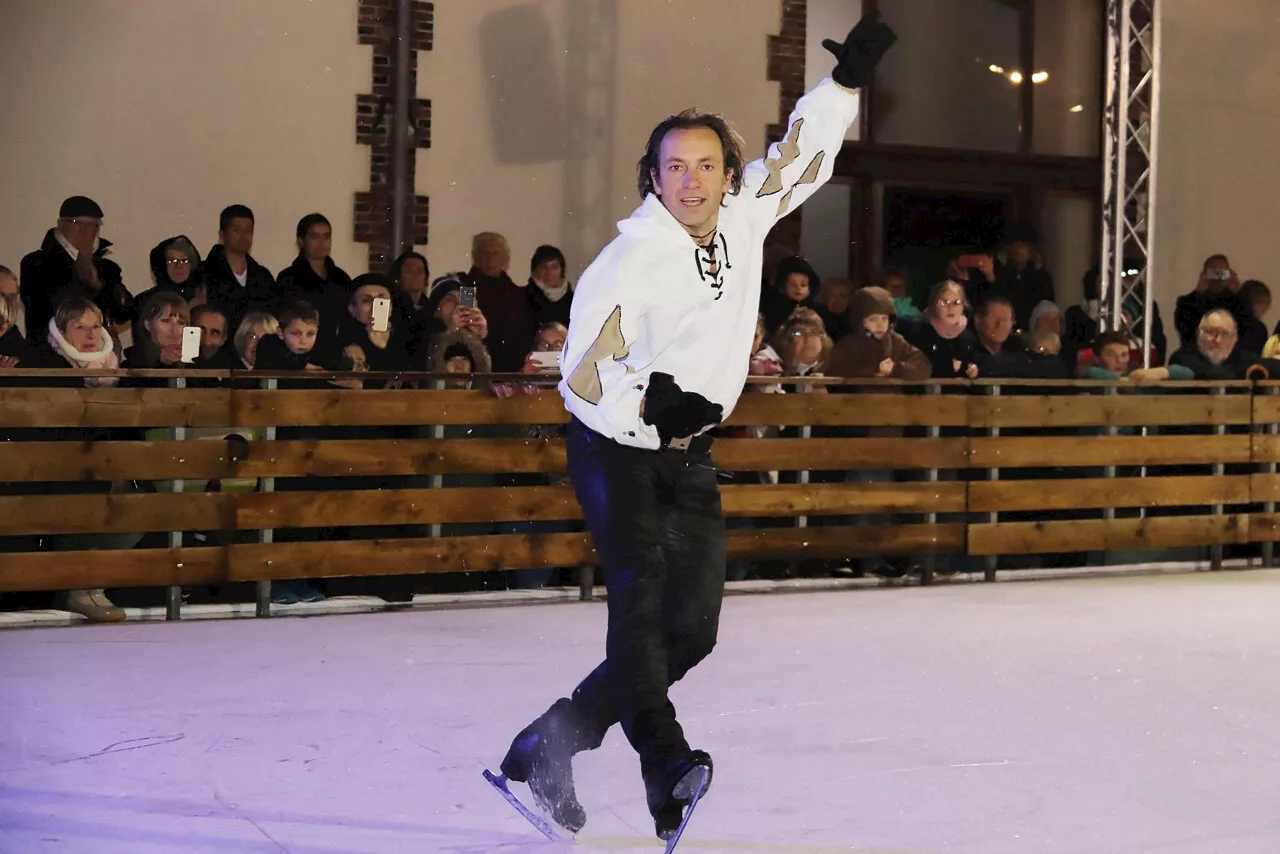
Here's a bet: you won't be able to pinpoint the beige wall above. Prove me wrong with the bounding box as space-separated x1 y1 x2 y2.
0 0 369 291
0 0 782 293
420 0 778 280
1154 0 1280 344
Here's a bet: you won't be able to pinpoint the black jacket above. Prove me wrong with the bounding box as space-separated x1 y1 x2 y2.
525 280 574 329
20 229 134 334
1168 345 1259 380
272 256 353 365
201 244 276 329
899 318 979 379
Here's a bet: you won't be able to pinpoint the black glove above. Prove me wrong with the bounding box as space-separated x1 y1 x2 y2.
642 372 723 441
822 11 898 90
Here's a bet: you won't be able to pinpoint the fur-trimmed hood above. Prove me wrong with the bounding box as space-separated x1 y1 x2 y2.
430 328 492 374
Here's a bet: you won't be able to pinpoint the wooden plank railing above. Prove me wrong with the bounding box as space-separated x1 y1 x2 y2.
1 372 1278 614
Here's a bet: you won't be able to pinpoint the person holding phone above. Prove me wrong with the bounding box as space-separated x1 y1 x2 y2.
340 273 409 374
1174 254 1254 349
491 11 896 841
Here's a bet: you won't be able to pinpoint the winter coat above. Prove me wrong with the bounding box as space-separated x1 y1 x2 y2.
272 255 354 365
760 255 823 333
825 287 931 380
19 229 134 334
201 243 276 329
1168 344 1259 380
467 267 537 373
526 278 574 329
429 328 493 380
986 250 1056 330
900 316 979 379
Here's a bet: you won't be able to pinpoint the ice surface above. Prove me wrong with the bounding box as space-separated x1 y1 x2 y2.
3 570 1280 853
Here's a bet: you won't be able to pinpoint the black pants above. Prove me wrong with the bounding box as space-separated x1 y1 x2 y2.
557 418 726 776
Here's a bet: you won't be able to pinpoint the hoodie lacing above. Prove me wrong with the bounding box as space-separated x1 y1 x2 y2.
694 232 733 300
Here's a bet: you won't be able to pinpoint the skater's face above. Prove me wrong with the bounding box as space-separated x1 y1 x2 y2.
650 127 732 240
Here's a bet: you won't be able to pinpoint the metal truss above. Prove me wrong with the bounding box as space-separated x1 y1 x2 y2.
1100 0 1162 366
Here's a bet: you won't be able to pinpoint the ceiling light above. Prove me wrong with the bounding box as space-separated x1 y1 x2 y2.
989 64 1005 74
1031 71 1049 84
1070 104 1084 113
1008 71 1024 84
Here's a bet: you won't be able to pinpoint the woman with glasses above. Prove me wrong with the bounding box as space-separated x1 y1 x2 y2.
901 279 981 380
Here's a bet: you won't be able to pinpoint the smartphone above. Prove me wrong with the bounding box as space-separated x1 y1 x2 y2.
181 326 202 363
528 351 561 372
459 285 478 309
371 297 391 332
1207 268 1232 281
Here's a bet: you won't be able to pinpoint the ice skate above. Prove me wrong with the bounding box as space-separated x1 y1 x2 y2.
496 700 587 834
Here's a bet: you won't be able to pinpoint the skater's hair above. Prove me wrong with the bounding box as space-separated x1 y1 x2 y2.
637 109 747 200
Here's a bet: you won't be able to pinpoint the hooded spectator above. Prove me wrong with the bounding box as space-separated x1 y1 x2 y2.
525 244 574 329
761 255 822 333
827 286 930 380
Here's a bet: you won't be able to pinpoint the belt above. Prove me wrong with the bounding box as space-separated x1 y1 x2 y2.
662 432 715 455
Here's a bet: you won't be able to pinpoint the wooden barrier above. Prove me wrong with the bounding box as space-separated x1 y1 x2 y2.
1 375 1277 607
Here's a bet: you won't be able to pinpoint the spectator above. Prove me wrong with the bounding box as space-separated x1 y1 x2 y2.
20 196 133 337
1083 330 1192 382
881 267 921 322
202 205 275 327
233 310 279 370
1169 308 1256 380
124 291 191 369
131 236 202 344
415 275 489 365
1236 279 1271 354
255 300 325 372
761 255 822 333
191 304 232 367
29 296 120 386
1025 331 1068 379
0 265 27 339
1173 254 1253 350
273 213 352 363
1028 300 1062 338
900 280 979 379
519 321 567 376
972 296 1030 378
816 277 854 342
525 245 574 329
390 250 432 358
0 281 30 367
826 286 931 380
772 307 832 382
990 223 1056 330
432 328 492 390
749 312 784 380
466 231 536 373
340 272 410 374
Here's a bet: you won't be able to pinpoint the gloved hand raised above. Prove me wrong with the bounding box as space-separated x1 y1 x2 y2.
641 372 723 441
822 10 898 90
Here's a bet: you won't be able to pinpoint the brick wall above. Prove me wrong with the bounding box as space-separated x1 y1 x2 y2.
766 0 808 255
354 0 434 271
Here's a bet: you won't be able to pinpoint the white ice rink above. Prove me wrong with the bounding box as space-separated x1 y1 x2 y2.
3 570 1280 853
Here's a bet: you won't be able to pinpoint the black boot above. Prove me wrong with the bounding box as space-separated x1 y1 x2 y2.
645 749 713 840
500 699 587 834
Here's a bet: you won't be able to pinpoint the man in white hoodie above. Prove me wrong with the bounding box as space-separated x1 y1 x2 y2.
494 12 897 841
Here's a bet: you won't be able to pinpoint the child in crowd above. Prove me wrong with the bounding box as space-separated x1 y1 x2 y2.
826 286 931 380
1082 330 1192 381
255 301 325 372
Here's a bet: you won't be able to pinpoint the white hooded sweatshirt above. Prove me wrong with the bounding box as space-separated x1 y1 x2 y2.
559 78 860 449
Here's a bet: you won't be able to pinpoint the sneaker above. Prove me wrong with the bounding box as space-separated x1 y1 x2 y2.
63 589 126 623
270 582 300 605
500 700 587 833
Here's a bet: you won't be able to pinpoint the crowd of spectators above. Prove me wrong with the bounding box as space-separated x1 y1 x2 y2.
3 197 1277 619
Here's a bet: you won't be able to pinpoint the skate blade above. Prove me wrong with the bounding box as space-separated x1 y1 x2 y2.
482 768 566 843
663 766 710 853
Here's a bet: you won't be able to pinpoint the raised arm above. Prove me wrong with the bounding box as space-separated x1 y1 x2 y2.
738 12 897 232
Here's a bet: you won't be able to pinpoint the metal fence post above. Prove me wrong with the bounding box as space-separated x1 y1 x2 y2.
1265 386 1278 568
984 383 1000 583
1105 384 1118 525
1211 385 1225 571
166 376 187 620
922 383 939 586
255 378 277 617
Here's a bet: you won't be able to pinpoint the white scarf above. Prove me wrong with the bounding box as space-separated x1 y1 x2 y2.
533 277 571 302
47 317 119 386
